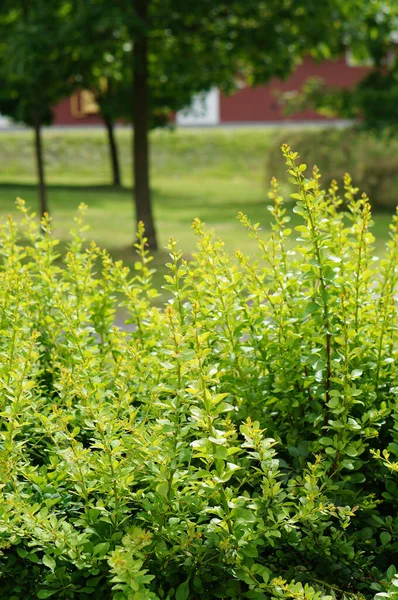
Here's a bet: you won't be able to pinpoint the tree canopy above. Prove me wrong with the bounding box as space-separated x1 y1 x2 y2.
71 0 374 248
279 1 398 131
0 0 397 242
0 1 78 214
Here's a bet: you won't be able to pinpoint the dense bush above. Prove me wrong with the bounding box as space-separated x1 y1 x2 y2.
1 146 398 599
266 129 398 209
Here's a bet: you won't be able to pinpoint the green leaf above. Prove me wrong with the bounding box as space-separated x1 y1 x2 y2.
345 444 358 457
176 578 190 600
37 591 58 599
156 482 169 497
87 576 103 587
319 437 334 446
351 369 363 379
93 542 110 557
327 255 341 263
242 544 259 558
387 565 396 580
28 552 39 563
380 532 392 546
304 302 320 316
361 527 373 541
297 441 309 457
42 555 56 571
233 508 256 523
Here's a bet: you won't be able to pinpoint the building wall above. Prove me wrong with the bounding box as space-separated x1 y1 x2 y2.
52 56 370 126
53 94 103 126
220 56 369 122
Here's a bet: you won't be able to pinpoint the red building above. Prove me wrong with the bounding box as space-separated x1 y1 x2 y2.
52 55 370 127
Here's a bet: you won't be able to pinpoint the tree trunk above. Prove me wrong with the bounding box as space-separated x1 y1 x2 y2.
33 117 48 217
132 0 157 249
104 115 122 187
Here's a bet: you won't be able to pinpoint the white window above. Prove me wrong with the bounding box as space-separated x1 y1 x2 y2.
176 88 220 126
0 113 10 128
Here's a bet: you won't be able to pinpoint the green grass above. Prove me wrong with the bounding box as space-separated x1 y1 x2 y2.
0 127 395 292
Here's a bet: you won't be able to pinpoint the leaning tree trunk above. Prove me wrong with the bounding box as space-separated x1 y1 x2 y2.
33 116 48 217
104 114 122 187
132 0 158 249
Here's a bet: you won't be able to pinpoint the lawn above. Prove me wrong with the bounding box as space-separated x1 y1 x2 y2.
0 126 395 291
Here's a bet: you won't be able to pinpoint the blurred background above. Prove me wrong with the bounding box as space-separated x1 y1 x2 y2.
0 0 398 280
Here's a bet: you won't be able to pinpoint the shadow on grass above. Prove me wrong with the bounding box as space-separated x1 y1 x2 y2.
0 181 271 224
0 182 132 207
0 182 128 192
1 182 393 251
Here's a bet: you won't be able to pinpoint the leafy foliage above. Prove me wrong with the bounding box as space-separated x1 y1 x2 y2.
267 128 398 209
70 0 351 122
279 69 398 133
1 148 398 598
0 0 75 127
278 0 398 134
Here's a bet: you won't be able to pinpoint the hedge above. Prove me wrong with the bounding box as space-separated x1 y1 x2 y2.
1 146 398 599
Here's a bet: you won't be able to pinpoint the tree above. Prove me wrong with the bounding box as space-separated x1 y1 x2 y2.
0 1 74 215
279 1 398 131
70 0 363 249
69 2 177 192
66 3 128 188
280 66 398 132
5 0 393 242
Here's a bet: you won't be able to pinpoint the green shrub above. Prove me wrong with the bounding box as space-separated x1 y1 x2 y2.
1 146 398 599
266 129 398 209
